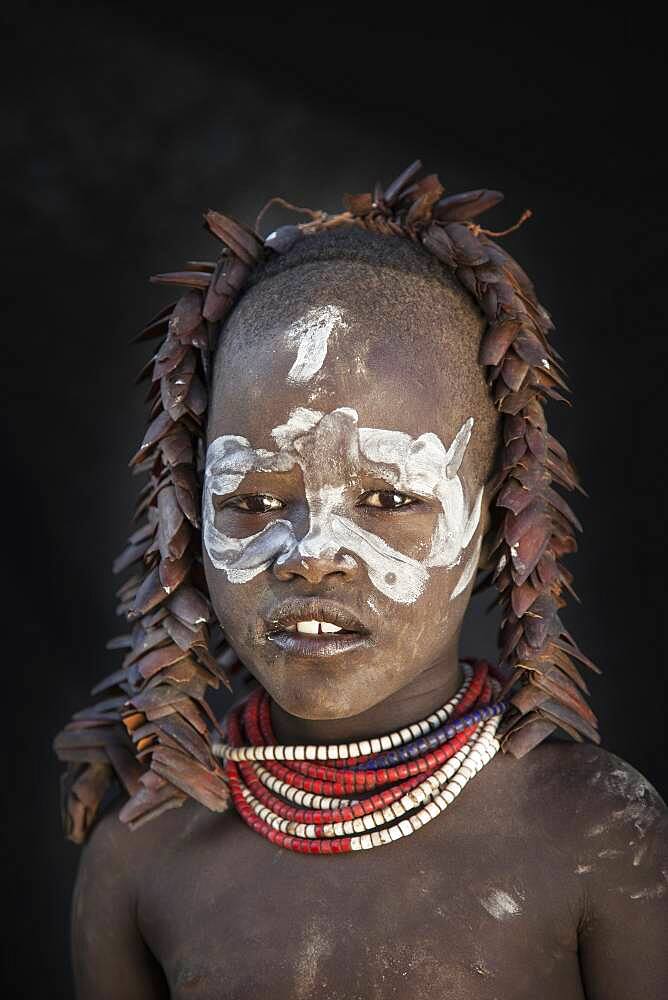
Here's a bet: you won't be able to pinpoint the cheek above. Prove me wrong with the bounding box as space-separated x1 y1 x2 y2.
202 550 261 645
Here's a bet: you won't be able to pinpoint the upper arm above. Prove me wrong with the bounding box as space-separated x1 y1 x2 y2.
70 805 169 1000
574 751 668 1000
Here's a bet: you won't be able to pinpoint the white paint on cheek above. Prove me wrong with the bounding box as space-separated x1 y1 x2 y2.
451 532 483 599
331 515 429 604
284 305 348 384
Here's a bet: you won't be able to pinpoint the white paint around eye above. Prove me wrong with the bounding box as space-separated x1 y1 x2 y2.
284 305 349 384
203 407 483 605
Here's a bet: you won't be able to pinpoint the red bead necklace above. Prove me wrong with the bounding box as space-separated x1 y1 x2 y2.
214 660 506 854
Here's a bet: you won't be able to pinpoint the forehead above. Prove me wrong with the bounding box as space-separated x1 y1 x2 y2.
208 261 489 453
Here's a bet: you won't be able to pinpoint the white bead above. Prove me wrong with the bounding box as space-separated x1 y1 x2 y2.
360 833 373 850
294 746 306 760
425 801 440 820
317 745 328 761
362 813 376 831
327 744 338 760
348 742 360 758
350 836 361 850
359 740 372 755
389 825 403 841
338 744 348 759
390 732 402 747
380 735 393 750
285 746 294 760
370 738 382 753
352 817 365 833
399 727 413 743
306 745 317 760
399 819 413 837
409 813 423 831
264 745 275 760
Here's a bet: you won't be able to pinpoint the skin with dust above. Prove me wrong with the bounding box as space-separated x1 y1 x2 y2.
203 406 482 605
480 888 525 921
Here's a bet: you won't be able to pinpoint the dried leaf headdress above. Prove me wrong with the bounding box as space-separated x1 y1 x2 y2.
54 160 601 843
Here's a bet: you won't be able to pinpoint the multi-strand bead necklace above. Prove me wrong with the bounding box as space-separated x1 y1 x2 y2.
212 660 508 855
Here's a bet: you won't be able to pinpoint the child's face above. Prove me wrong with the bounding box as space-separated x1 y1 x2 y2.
203 262 498 720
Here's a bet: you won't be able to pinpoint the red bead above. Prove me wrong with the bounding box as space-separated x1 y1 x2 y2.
220 662 496 854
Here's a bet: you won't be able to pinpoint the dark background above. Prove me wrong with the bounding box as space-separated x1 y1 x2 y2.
3 5 666 996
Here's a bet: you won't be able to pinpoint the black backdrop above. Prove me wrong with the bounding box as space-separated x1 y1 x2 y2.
4 6 666 997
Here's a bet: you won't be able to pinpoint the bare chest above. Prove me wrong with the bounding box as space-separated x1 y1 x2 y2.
138 807 586 1000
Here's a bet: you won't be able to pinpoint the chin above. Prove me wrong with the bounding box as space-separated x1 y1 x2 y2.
266 676 385 722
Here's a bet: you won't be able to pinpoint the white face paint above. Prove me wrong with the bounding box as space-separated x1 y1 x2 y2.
284 305 349 385
203 407 483 605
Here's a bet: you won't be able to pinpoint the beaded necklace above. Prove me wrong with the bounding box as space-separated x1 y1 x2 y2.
212 660 508 854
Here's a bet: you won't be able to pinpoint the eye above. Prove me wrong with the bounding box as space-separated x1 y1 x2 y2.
220 494 285 514
357 489 420 510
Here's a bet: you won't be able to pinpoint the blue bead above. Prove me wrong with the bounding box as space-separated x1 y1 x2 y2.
352 700 508 771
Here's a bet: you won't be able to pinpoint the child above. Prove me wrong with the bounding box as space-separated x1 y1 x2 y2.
55 162 667 998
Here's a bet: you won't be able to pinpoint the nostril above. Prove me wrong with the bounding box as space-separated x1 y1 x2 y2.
272 548 359 582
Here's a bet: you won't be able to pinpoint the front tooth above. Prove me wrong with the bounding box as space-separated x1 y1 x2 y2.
294 620 344 634
296 620 320 634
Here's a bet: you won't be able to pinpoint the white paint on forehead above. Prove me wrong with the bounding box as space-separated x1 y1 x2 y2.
203 406 483 604
284 305 349 385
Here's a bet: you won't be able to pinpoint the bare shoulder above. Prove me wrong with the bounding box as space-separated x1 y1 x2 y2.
79 793 229 893
494 738 665 808
509 741 668 897
527 741 666 827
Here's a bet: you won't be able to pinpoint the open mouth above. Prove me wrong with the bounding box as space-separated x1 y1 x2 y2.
267 619 371 656
262 595 373 657
275 619 359 636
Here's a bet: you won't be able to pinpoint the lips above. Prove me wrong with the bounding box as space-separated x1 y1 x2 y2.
267 597 368 633
264 597 373 658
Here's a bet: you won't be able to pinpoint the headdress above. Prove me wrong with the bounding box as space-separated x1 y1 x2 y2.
53 159 600 844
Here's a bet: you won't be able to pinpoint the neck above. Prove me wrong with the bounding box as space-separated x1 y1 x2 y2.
269 644 464 745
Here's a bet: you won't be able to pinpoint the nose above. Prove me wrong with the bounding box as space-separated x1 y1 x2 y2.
272 547 359 584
